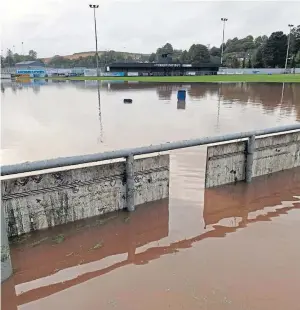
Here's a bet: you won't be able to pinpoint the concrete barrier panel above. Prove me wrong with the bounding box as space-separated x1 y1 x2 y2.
205 131 300 188
253 131 300 177
2 154 169 237
205 141 246 188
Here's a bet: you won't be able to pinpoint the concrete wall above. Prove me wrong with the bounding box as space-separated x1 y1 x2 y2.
1 205 12 282
218 68 300 74
1 154 169 237
205 131 300 188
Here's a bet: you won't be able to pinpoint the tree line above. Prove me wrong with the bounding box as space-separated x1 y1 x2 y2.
1 25 300 69
1 49 38 67
149 26 300 68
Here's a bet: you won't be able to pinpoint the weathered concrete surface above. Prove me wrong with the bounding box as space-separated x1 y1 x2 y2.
205 131 300 188
1 205 12 282
205 141 246 188
253 131 300 177
1 155 169 237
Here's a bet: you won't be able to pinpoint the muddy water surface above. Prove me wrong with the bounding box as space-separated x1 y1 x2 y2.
1 80 300 309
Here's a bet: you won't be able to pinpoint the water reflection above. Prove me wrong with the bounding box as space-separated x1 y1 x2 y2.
203 167 300 228
1 79 299 167
2 80 299 116
96 80 103 143
10 199 169 306
177 100 186 110
156 85 173 101
2 80 300 309
3 168 300 309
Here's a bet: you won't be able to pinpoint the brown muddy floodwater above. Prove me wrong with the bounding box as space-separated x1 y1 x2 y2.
1 80 300 310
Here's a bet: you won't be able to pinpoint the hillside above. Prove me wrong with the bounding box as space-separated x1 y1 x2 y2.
42 51 149 64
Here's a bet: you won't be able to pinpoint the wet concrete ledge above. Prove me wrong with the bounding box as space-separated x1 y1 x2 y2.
205 131 300 187
1 154 169 237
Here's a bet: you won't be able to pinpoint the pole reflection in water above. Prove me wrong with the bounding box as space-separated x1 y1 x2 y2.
215 84 221 132
97 80 104 144
276 82 285 123
280 82 285 104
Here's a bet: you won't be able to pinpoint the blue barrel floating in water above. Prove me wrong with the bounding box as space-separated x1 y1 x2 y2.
177 89 186 101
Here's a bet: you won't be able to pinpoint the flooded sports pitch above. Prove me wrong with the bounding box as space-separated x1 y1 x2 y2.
1 80 300 310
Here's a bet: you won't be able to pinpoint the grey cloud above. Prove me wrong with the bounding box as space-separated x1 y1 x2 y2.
2 0 300 57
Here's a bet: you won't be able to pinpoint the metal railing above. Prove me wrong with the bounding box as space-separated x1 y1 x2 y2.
2 124 300 177
1 123 299 211
1 124 300 283
2 123 300 211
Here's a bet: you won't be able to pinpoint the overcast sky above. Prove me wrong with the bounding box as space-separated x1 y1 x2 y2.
1 0 300 58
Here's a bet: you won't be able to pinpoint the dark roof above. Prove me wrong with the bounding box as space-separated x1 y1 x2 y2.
15 60 43 65
108 62 220 68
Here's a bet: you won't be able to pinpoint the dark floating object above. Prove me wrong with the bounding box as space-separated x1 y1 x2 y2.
124 98 133 104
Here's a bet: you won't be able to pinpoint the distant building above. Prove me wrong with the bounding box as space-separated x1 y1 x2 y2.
106 62 220 76
15 60 46 78
15 60 45 68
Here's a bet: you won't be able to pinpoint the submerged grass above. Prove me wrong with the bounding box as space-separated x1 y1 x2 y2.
52 234 65 244
89 241 104 251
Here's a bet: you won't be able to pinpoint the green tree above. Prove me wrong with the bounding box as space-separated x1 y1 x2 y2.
28 49 37 59
156 43 174 62
156 43 173 56
242 57 246 68
210 55 221 64
262 31 287 67
210 46 221 57
180 50 190 63
172 49 183 63
253 47 264 68
254 35 268 48
224 55 240 68
148 53 156 62
290 25 300 67
295 51 300 67
188 44 210 64
13 53 23 63
6 49 13 58
247 58 252 68
232 56 240 68
5 49 14 66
